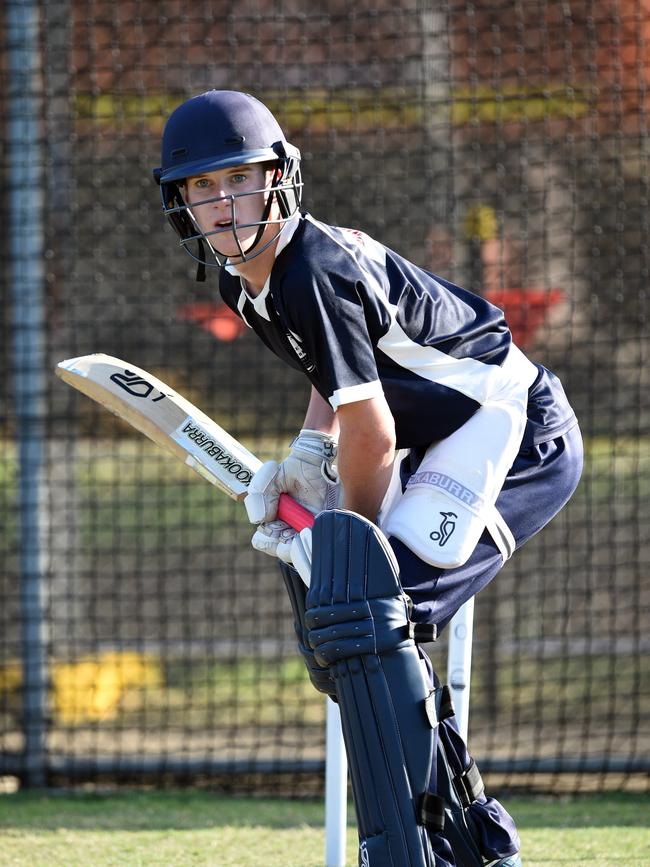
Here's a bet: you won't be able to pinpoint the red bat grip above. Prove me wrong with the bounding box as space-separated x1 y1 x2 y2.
277 493 315 532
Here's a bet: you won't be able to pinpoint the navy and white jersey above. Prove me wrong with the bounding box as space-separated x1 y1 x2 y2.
219 212 577 450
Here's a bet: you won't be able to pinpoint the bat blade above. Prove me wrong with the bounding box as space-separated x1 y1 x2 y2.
55 353 314 532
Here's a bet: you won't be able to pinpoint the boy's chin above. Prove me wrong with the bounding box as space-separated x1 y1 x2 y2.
211 238 256 262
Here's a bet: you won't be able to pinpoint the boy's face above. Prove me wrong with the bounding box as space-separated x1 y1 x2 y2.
183 163 275 261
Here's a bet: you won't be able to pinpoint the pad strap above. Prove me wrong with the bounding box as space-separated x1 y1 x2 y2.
419 792 446 833
453 758 485 808
406 598 438 644
408 621 438 644
437 684 456 722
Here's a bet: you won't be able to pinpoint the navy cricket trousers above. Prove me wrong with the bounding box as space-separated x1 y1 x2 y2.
391 422 584 633
388 422 584 865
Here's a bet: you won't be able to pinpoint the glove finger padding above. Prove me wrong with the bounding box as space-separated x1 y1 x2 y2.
278 527 312 587
251 519 296 558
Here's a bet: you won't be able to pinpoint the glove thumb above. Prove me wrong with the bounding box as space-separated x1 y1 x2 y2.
244 460 280 524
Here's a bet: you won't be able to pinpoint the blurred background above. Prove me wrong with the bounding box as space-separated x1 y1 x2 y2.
1 0 648 796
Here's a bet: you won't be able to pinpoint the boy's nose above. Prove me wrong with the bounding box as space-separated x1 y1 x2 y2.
213 191 232 208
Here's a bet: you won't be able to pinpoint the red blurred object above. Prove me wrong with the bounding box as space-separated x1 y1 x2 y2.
178 290 564 351
484 288 565 348
177 301 248 342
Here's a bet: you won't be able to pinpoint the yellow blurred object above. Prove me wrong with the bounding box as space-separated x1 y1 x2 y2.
464 204 498 242
0 652 162 725
0 662 21 694
52 651 162 724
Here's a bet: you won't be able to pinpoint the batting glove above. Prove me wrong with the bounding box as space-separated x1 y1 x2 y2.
248 519 298 560
246 429 341 560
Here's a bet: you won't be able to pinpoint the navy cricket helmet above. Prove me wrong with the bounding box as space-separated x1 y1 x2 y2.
153 90 302 276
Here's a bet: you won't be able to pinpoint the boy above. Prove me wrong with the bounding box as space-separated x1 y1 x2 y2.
155 90 583 867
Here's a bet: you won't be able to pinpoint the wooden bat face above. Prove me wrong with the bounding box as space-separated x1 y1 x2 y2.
55 354 314 532
56 353 261 501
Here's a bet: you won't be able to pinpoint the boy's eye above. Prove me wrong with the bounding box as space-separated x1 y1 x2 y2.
188 171 250 194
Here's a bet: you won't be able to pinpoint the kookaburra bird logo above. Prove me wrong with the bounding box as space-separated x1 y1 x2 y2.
359 841 370 867
430 511 458 546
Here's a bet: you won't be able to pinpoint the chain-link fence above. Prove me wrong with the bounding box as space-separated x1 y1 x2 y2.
1 0 648 794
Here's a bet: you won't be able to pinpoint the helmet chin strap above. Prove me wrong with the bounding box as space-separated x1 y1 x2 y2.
195 240 207 281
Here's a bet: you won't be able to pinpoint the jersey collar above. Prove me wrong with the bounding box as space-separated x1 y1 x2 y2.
226 212 301 322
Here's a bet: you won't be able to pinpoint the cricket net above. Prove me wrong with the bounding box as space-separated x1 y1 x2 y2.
1 0 648 795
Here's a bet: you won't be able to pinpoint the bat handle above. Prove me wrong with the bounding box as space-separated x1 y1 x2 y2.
277 493 315 532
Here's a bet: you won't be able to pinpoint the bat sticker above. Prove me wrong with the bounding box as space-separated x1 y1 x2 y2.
109 370 166 401
174 417 255 485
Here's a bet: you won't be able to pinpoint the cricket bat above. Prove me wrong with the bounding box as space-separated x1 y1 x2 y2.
55 353 314 532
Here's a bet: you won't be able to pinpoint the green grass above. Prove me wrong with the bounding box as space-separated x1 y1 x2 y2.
0 790 648 866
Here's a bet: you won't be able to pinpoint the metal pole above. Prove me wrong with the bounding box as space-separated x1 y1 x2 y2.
446 597 475 741
324 699 348 867
8 0 49 788
322 5 453 857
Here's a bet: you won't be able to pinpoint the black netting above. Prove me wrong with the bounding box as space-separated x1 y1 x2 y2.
1 0 648 795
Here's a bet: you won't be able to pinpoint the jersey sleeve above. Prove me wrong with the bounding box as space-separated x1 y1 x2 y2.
281 272 385 411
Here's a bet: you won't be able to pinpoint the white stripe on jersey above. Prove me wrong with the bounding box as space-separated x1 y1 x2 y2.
330 379 384 410
377 315 538 406
307 216 538 411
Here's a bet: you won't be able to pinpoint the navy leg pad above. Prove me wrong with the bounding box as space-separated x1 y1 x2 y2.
306 510 435 867
277 561 336 698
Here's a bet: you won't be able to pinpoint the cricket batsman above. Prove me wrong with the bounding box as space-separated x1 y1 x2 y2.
154 90 583 866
